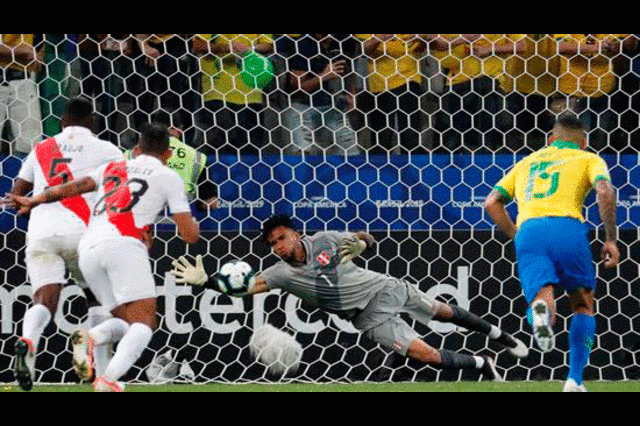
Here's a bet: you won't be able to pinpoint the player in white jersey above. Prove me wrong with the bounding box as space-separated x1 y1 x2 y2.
5 122 200 391
171 214 529 382
2 97 122 391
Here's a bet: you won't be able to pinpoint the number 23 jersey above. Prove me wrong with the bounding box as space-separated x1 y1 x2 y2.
493 140 611 228
83 154 191 247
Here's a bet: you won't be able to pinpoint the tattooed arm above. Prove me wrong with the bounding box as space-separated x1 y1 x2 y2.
1 176 97 215
595 179 620 268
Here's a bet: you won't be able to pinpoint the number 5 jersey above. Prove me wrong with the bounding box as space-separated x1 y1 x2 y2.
16 126 123 242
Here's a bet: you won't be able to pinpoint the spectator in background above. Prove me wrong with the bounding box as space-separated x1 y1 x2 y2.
132 34 197 142
355 34 430 154
277 34 359 155
498 34 561 152
553 34 636 152
431 34 526 152
192 34 274 155
124 112 218 213
0 34 44 155
77 34 135 146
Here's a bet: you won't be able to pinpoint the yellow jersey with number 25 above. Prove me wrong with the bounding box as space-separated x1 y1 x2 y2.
493 140 611 228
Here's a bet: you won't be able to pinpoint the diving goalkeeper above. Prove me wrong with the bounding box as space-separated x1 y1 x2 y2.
172 214 529 380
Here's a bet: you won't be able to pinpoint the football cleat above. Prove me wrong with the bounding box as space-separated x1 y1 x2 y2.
480 356 504 382
494 333 529 359
531 300 555 353
563 378 587 392
13 338 35 391
93 375 125 392
70 329 95 382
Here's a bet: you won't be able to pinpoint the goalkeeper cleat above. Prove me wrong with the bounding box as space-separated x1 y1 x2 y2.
70 329 95 382
93 375 125 392
494 333 529 359
480 356 503 382
563 378 587 392
531 300 555 353
13 337 35 391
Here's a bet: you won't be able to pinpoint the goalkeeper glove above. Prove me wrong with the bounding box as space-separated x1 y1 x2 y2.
339 236 367 264
170 255 208 286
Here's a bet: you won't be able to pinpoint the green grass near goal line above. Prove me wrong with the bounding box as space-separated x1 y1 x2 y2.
4 380 640 392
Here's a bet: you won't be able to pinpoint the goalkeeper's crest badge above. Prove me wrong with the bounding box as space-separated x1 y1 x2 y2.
316 251 331 266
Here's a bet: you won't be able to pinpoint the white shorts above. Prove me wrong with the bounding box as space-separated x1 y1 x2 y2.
25 234 85 295
78 238 156 312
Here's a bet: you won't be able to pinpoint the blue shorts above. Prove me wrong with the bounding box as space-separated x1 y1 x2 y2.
515 217 596 304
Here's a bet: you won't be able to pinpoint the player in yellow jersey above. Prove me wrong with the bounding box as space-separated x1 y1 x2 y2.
484 113 620 392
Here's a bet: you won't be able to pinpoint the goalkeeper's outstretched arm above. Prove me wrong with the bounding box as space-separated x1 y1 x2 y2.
170 255 270 296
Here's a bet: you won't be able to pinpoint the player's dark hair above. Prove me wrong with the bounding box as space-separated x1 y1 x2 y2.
554 112 585 132
62 96 94 128
261 214 296 244
138 122 170 155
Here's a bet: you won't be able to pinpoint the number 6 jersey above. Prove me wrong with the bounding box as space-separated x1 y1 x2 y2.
82 153 191 248
16 126 123 242
493 139 611 228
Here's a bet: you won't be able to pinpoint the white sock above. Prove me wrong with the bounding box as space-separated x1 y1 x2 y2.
104 323 153 382
473 356 485 369
87 306 113 377
89 317 130 346
488 325 502 340
22 304 51 351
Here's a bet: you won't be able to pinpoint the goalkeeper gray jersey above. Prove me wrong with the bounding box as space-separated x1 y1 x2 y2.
259 231 393 319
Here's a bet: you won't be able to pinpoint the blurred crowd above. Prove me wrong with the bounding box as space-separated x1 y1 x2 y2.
1 34 639 157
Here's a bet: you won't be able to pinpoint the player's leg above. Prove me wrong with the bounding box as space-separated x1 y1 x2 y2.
16 243 68 391
514 218 560 353
83 288 113 378
15 285 61 391
363 316 502 381
564 288 595 392
403 283 528 358
431 301 528 358
91 239 157 391
529 285 557 353
552 218 597 391
93 298 157 391
406 338 502 381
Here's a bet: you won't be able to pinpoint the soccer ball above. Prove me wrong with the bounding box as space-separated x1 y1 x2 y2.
215 260 256 296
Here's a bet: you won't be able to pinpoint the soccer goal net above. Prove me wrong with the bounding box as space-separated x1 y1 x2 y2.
1 34 639 385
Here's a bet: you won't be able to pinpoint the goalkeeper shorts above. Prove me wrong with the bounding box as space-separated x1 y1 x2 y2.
515 217 596 304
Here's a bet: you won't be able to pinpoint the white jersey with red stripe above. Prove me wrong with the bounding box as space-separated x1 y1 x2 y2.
16 126 123 242
80 154 191 249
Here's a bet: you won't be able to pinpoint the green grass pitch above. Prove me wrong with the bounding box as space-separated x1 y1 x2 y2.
4 380 640 392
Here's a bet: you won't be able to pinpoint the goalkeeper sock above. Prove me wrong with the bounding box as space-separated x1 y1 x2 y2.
438 349 484 370
567 313 595 386
22 304 51 351
87 306 114 377
104 323 153 383
449 305 501 339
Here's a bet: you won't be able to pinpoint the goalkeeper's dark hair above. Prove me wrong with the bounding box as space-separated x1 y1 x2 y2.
261 214 297 244
138 122 170 155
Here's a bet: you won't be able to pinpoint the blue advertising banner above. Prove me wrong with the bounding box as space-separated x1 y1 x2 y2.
2 153 638 232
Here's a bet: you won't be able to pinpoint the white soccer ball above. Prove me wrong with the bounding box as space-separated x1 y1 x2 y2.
215 260 256 296
249 324 303 377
